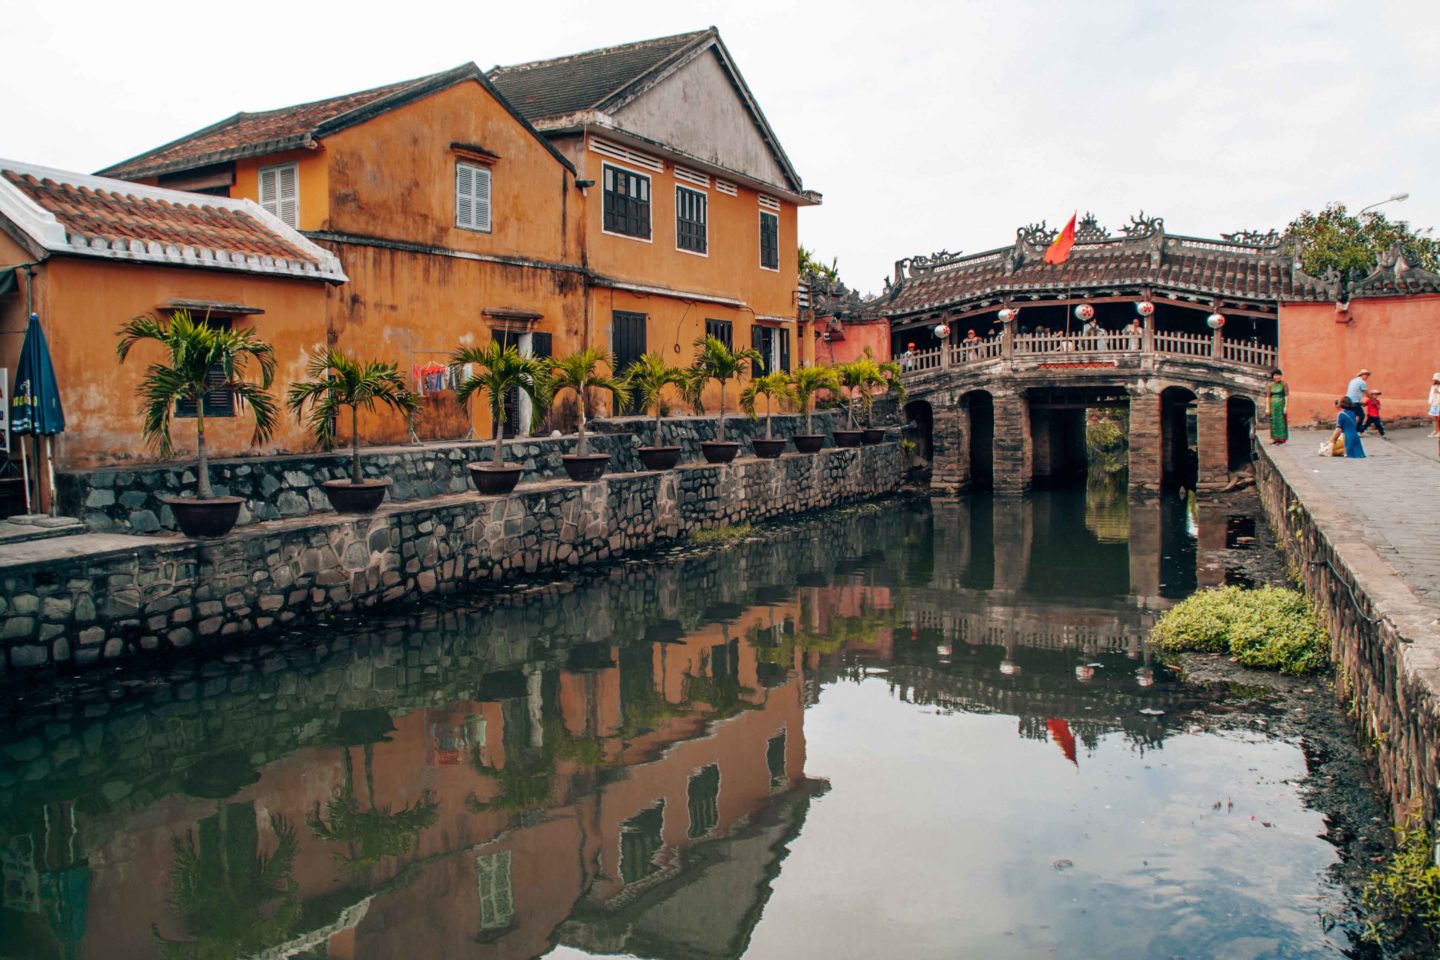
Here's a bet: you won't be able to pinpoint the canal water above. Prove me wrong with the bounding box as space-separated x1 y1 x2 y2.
0 490 1375 959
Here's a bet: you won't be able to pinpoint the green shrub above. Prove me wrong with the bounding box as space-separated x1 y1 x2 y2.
1151 585 1330 675
690 524 753 545
1361 814 1440 944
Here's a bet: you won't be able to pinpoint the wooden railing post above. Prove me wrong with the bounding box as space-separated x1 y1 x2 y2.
1211 327 1223 360
1143 315 1154 354
1002 322 1014 363
940 337 951 370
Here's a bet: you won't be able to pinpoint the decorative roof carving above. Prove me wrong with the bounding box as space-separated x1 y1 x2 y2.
878 211 1336 318
1347 240 1440 298
1074 212 1109 242
1220 228 1281 249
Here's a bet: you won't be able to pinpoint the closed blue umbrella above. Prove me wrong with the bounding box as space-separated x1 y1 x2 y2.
11 312 65 513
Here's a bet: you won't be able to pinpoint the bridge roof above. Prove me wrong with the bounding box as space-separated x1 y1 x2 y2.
874 213 1336 319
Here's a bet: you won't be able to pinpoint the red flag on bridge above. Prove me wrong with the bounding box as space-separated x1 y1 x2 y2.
1044 213 1077 265
1047 718 1078 766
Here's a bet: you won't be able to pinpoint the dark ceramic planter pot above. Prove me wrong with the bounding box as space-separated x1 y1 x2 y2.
322 478 388 513
862 428 887 445
751 438 786 459
162 496 243 538
832 430 864 448
701 441 741 464
562 453 610 482
638 446 682 471
468 462 523 496
792 434 825 453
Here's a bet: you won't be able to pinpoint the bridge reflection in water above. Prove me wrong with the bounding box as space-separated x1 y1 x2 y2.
0 491 1254 960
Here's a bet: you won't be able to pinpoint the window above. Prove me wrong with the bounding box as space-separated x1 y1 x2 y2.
603 164 651 239
705 318 733 351
476 850 514 931
753 326 773 378
778 327 791 373
767 731 787 792
675 186 707 254
612 312 647 412
759 211 779 270
456 162 492 232
687 765 721 839
258 163 298 227
175 317 235 419
620 802 666 885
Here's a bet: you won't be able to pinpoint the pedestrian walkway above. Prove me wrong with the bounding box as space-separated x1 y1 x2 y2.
1269 425 1440 613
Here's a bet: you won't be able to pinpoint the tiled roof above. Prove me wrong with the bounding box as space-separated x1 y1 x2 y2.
98 63 574 182
877 215 1334 318
1348 245 1440 298
0 159 346 282
487 29 712 124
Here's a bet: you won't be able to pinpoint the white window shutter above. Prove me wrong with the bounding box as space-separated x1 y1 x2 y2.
258 167 277 215
474 166 491 232
276 164 298 227
456 164 474 228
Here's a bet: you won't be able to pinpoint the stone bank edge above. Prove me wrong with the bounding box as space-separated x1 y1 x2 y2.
1253 444 1440 826
0 444 902 674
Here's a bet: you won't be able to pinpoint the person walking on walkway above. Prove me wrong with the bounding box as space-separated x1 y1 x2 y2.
1362 390 1387 437
1330 397 1366 459
1268 369 1289 444
1345 369 1371 433
1428 373 1440 437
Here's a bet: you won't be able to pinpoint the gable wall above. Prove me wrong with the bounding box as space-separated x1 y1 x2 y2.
611 50 788 190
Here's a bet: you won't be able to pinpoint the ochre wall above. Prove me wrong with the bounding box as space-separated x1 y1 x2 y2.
813 317 891 368
232 149 331 231
33 257 331 470
557 135 801 320
1279 296 1440 425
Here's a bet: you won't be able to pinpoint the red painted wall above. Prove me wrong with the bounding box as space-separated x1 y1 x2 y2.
1278 295 1440 425
813 316 891 367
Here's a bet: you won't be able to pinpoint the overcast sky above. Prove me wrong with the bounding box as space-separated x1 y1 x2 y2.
5 0 1436 296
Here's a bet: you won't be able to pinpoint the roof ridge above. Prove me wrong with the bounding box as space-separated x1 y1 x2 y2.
488 27 713 76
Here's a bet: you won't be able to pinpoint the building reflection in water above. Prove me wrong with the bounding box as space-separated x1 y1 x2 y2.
0 485 1241 960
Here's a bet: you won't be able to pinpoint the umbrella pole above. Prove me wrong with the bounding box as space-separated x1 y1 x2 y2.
46 436 58 517
19 434 32 514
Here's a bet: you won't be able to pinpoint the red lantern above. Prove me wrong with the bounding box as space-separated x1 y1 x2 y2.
1074 304 1095 321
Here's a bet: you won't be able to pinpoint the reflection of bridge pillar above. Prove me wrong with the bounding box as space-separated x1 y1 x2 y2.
1196 388 1229 492
1195 498 1228 588
1128 383 1162 494
930 403 970 494
991 496 1032 592
1128 495 1161 598
992 390 1032 494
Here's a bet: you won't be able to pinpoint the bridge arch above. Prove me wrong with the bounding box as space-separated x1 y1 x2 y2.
1159 385 1198 492
904 399 934 465
964 390 994 492
1226 395 1256 471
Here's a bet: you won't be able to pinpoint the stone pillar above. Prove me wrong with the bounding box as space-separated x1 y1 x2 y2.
1030 408 1054 483
1127 495 1161 599
1195 498 1228 587
992 390 1032 494
1128 384 1162 495
1195 388 1229 492
992 496 1033 593
930 403 970 494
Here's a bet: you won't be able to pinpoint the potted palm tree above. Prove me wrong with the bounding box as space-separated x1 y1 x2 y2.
689 335 761 464
451 341 549 495
832 359 876 447
116 310 278 538
741 372 795 459
790 365 840 453
285 348 419 513
862 349 907 445
549 348 630 482
624 352 689 471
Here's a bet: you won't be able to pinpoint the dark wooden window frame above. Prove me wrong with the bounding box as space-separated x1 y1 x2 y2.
602 163 652 240
759 210 780 271
704 318 733 351
174 315 237 419
675 185 707 255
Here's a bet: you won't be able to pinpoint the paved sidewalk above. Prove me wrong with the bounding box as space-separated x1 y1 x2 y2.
1270 425 1440 613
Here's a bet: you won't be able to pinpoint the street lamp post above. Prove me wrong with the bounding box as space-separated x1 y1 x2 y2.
1359 193 1409 215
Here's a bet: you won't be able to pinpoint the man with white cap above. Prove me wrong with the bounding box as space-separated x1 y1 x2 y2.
1345 368 1371 433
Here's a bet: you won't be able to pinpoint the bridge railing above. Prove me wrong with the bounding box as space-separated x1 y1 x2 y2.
900 328 1275 379
1220 338 1277 369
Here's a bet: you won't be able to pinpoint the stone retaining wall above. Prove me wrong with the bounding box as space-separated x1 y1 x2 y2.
2 444 901 674
58 412 849 534
1253 445 1440 824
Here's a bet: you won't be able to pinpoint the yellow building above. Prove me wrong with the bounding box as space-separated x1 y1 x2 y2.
490 27 822 406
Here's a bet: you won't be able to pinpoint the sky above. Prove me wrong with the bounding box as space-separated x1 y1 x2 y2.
4 0 1437 296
